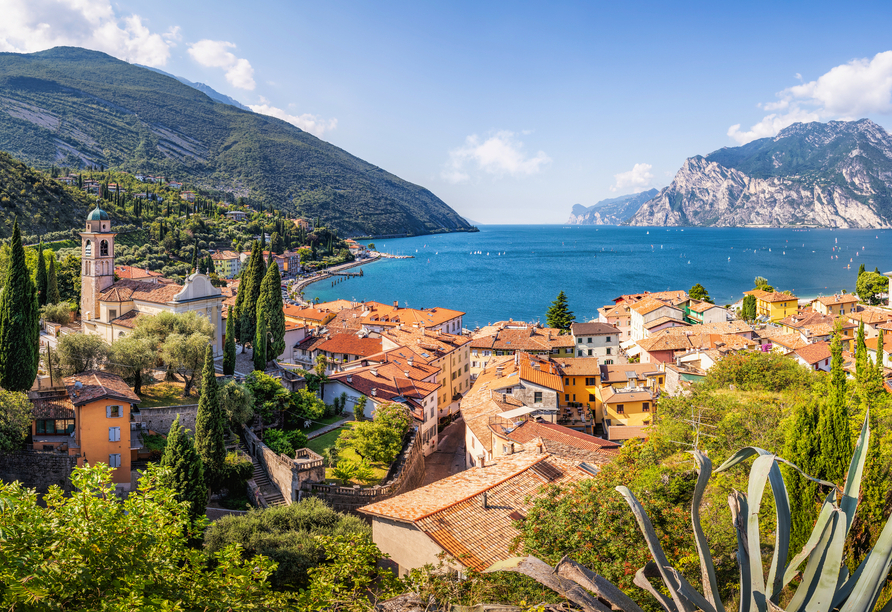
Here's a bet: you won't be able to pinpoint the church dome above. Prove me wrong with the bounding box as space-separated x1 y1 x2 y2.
87 206 110 221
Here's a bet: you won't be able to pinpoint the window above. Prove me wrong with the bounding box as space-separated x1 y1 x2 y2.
109 309 117 320
585 377 596 385
587 337 592 344
605 359 613 365
606 348 612 355
109 427 121 441
588 349 593 356
616 404 625 413
505 388 512 394
464 364 469 372
484 350 491 356
643 402 650 412
606 336 611 342
658 377 664 384
107 405 122 418
36 419 74 435
534 391 542 404
564 377 570 385
565 394 570 402
108 454 121 468
589 393 596 401
577 337 583 344
572 394 576 401
503 445 509 455
85 240 92 257
100 240 109 257
472 350 479 357
578 350 583 357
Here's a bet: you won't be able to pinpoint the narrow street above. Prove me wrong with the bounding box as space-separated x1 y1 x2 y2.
421 417 466 486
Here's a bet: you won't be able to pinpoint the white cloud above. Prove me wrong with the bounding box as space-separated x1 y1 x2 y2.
248 103 337 138
188 40 256 90
442 131 551 183
729 51 892 144
610 163 654 193
0 0 173 66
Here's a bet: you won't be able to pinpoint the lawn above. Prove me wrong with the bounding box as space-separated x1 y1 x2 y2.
138 382 199 408
301 414 345 435
304 423 389 486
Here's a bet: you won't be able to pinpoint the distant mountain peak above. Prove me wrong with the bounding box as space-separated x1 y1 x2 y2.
136 65 250 110
566 188 658 225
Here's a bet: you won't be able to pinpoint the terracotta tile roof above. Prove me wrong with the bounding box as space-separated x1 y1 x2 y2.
607 425 649 441
361 302 464 328
599 303 632 318
30 394 76 419
599 363 661 384
109 309 142 329
647 290 689 303
283 305 331 321
461 357 518 452
570 322 619 336
316 334 382 358
781 310 836 330
848 309 890 325
600 387 654 404
508 421 620 452
794 342 832 365
471 326 572 352
64 371 140 406
814 294 860 306
745 289 798 303
765 333 810 351
114 265 163 279
638 333 692 352
802 323 836 337
688 300 720 313
329 361 440 412
878 321 892 331
99 279 184 305
210 250 240 260
314 299 358 313
644 316 688 329
553 357 601 376
382 328 471 357
630 297 677 316
519 357 563 391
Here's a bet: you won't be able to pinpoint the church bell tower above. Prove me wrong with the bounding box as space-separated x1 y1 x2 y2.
80 206 116 326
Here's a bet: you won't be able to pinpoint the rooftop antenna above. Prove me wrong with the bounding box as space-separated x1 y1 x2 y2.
670 404 716 452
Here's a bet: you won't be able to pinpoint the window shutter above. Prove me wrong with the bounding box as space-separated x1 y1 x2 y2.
106 406 111 418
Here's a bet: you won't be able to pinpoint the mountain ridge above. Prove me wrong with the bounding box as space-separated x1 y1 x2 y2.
136 65 250 111
631 119 892 228
567 188 659 225
0 46 472 237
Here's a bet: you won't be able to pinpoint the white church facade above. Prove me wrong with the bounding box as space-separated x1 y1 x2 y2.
79 207 224 356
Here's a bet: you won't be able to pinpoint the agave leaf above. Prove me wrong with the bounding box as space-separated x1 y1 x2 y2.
744 453 777 612
804 510 846 612
665 565 718 612
831 555 868 610
689 451 725 612
764 456 791 601
786 508 838 612
839 511 892 612
616 486 693 612
730 491 752 612
840 413 870 537
782 490 837 589
634 563 679 612
715 446 768 473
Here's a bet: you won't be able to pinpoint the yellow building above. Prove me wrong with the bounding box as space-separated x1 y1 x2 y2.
811 294 860 317
745 290 799 322
554 358 602 423
598 387 654 427
210 250 242 279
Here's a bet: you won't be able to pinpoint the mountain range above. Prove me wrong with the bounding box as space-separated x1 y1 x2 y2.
630 119 892 228
0 47 471 237
566 189 658 225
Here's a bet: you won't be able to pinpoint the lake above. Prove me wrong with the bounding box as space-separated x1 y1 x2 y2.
304 225 890 329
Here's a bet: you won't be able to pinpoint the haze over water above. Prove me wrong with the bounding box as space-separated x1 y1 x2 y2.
305 225 891 329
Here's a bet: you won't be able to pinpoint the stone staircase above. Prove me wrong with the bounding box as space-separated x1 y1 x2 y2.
240 443 286 507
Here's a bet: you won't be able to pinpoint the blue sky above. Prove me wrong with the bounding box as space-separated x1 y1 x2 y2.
4 1 892 223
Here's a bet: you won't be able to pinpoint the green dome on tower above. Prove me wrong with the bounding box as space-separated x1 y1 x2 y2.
86 206 110 221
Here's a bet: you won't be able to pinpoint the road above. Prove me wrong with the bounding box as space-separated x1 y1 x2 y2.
422 417 466 486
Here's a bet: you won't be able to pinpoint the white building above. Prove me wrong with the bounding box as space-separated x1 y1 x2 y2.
570 322 620 362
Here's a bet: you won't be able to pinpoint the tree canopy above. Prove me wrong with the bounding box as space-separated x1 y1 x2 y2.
545 290 575 333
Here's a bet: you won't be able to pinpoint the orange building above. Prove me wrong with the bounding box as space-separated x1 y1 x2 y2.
29 371 141 490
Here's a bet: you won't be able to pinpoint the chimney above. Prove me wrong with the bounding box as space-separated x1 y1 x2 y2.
346 375 352 383
421 326 426 337
482 491 488 509
404 370 410 377
536 442 544 455
408 357 414 367
371 388 377 397
371 368 378 377
496 365 504 376
393 300 399 308
477 452 485 466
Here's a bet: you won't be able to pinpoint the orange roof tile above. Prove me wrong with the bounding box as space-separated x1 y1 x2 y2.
794 341 832 365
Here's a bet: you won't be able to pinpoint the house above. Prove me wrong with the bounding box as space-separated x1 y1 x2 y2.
323 360 441 455
226 210 249 222
167 181 183 190
360 302 465 335
684 300 730 325
812 294 860 317
293 218 314 231
28 371 141 491
847 307 891 338
380 326 472 420
599 385 655 441
283 305 336 328
358 451 592 576
598 301 634 341
79 208 224 355
629 297 685 341
744 290 799 322
210 250 242 279
793 342 833 371
487 419 619 463
570 322 620 362
180 191 196 202
293 332 383 371
470 323 574 379
552 357 602 425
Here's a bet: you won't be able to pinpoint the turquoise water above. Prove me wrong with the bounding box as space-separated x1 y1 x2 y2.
305 225 891 329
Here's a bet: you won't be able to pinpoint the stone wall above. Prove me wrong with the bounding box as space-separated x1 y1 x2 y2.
304 428 425 513
244 428 325 504
134 404 199 435
0 450 78 497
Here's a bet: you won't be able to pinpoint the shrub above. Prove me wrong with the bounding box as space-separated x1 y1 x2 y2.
41 302 72 325
203 497 370 589
264 428 308 457
331 459 357 482
221 451 253 495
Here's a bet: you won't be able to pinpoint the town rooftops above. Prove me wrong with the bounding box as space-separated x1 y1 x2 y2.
114 265 163 280
64 371 140 406
282 305 332 321
506 420 620 454
630 297 679 316
600 386 654 404
361 302 465 328
99 279 185 305
794 341 833 365
847 308 890 325
813 294 860 306
745 289 798 303
315 334 383 358
570 322 620 336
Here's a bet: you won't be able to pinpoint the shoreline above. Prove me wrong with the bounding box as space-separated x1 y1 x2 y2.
292 255 386 305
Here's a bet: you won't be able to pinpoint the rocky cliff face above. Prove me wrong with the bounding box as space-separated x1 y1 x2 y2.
567 189 659 225
630 119 892 228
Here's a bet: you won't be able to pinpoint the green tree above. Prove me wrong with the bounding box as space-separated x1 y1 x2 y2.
161 330 212 396
195 345 226 490
689 283 713 304
160 415 207 523
257 258 286 360
35 240 47 307
741 294 757 321
46 254 61 305
354 395 368 421
783 400 822 558
337 401 411 464
545 290 575 333
0 463 290 609
108 334 155 395
219 380 255 427
40 302 71 325
253 316 268 371
264 428 308 456
819 325 852 484
753 275 774 292
223 311 236 375
240 241 266 349
858 263 866 277
856 270 888 305
0 220 39 392
0 389 32 451
56 332 108 375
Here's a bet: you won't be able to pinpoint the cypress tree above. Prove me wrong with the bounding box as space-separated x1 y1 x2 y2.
545 290 575 334
190 239 199 272
206 255 215 275
253 316 267 372
35 241 48 307
783 400 822 558
819 325 852 484
257 259 285 360
239 241 265 351
855 320 869 401
194 345 225 490
223 312 236 376
0 220 39 392
46 255 61 305
160 415 207 522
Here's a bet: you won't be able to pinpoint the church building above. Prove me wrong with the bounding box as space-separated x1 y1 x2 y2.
79 207 224 356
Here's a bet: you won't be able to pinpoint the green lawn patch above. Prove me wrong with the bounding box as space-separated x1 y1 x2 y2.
303 422 389 487
301 414 344 434
138 382 199 408
305 427 343 456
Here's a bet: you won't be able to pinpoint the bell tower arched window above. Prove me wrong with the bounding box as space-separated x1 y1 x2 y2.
100 240 109 257
85 240 92 258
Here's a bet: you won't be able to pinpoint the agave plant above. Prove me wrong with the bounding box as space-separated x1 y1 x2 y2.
490 414 892 612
